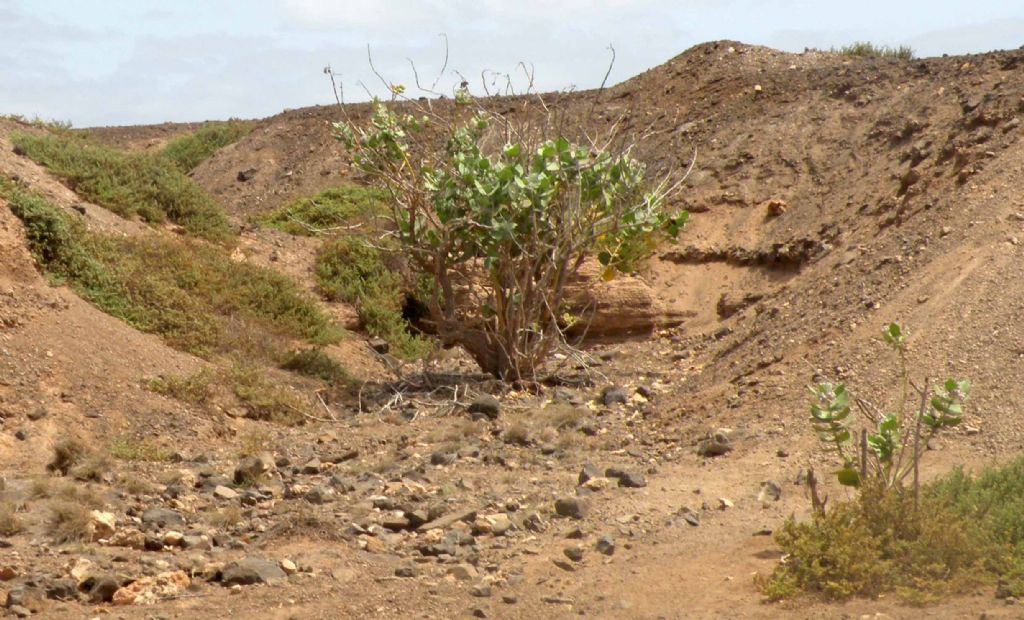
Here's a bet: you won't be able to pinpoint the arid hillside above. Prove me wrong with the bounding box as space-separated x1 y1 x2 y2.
3 41 1024 619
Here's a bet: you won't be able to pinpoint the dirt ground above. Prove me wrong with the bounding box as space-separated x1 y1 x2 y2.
4 40 1024 619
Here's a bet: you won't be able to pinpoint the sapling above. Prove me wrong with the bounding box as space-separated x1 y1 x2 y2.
808 323 968 508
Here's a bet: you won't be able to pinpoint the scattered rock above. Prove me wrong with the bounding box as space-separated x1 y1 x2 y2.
220 558 287 586
394 564 418 578
600 386 628 406
563 545 584 562
467 395 501 420
234 452 275 484
554 497 590 519
447 563 479 581
430 451 457 466
89 510 116 540
213 485 239 500
237 168 257 182
595 535 615 556
764 198 788 216
605 467 647 488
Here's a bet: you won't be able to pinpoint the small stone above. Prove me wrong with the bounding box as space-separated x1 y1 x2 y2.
430 451 456 466
304 485 336 504
501 594 518 604
600 386 628 406
368 337 389 354
234 452 275 484
220 558 287 586
554 497 590 519
89 510 116 540
718 498 734 510
300 458 322 475
697 432 733 457
141 507 184 529
163 531 184 547
563 545 584 562
578 463 603 486
447 563 479 581
467 395 501 420
758 480 782 503
472 607 488 618
394 564 417 578
581 476 613 492
595 535 615 556
237 168 257 182
280 559 298 575
89 574 121 603
605 467 647 488
471 584 492 597
44 578 77 601
213 485 239 500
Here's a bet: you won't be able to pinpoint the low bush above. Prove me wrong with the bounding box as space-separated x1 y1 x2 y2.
762 484 988 602
280 348 352 383
260 186 386 236
160 121 250 173
315 235 430 360
10 131 233 241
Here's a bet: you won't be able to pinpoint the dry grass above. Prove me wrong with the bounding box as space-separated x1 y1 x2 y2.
0 501 24 536
207 506 244 528
108 436 171 462
48 501 93 544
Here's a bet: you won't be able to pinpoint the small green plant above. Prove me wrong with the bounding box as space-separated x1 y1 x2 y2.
336 98 688 380
260 186 387 236
809 323 968 502
160 121 251 173
10 131 233 241
833 42 915 60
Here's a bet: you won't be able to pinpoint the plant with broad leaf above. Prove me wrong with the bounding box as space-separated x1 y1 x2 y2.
808 323 969 508
334 96 688 381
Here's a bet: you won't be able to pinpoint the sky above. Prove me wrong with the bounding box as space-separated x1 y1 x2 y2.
2 0 1024 127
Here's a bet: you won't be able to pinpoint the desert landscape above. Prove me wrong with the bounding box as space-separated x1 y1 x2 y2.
4 38 1024 619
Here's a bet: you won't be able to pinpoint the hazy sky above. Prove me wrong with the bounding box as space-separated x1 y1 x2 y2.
3 0 1023 127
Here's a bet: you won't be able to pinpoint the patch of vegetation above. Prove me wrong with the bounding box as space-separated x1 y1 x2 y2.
761 484 987 602
315 235 430 360
108 436 171 462
280 347 352 383
227 362 311 425
833 42 915 60
260 186 386 236
147 369 215 403
148 362 315 425
160 121 251 173
0 114 73 131
10 131 233 241
2 181 343 359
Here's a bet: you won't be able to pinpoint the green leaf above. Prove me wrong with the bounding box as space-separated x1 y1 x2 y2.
837 468 861 487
